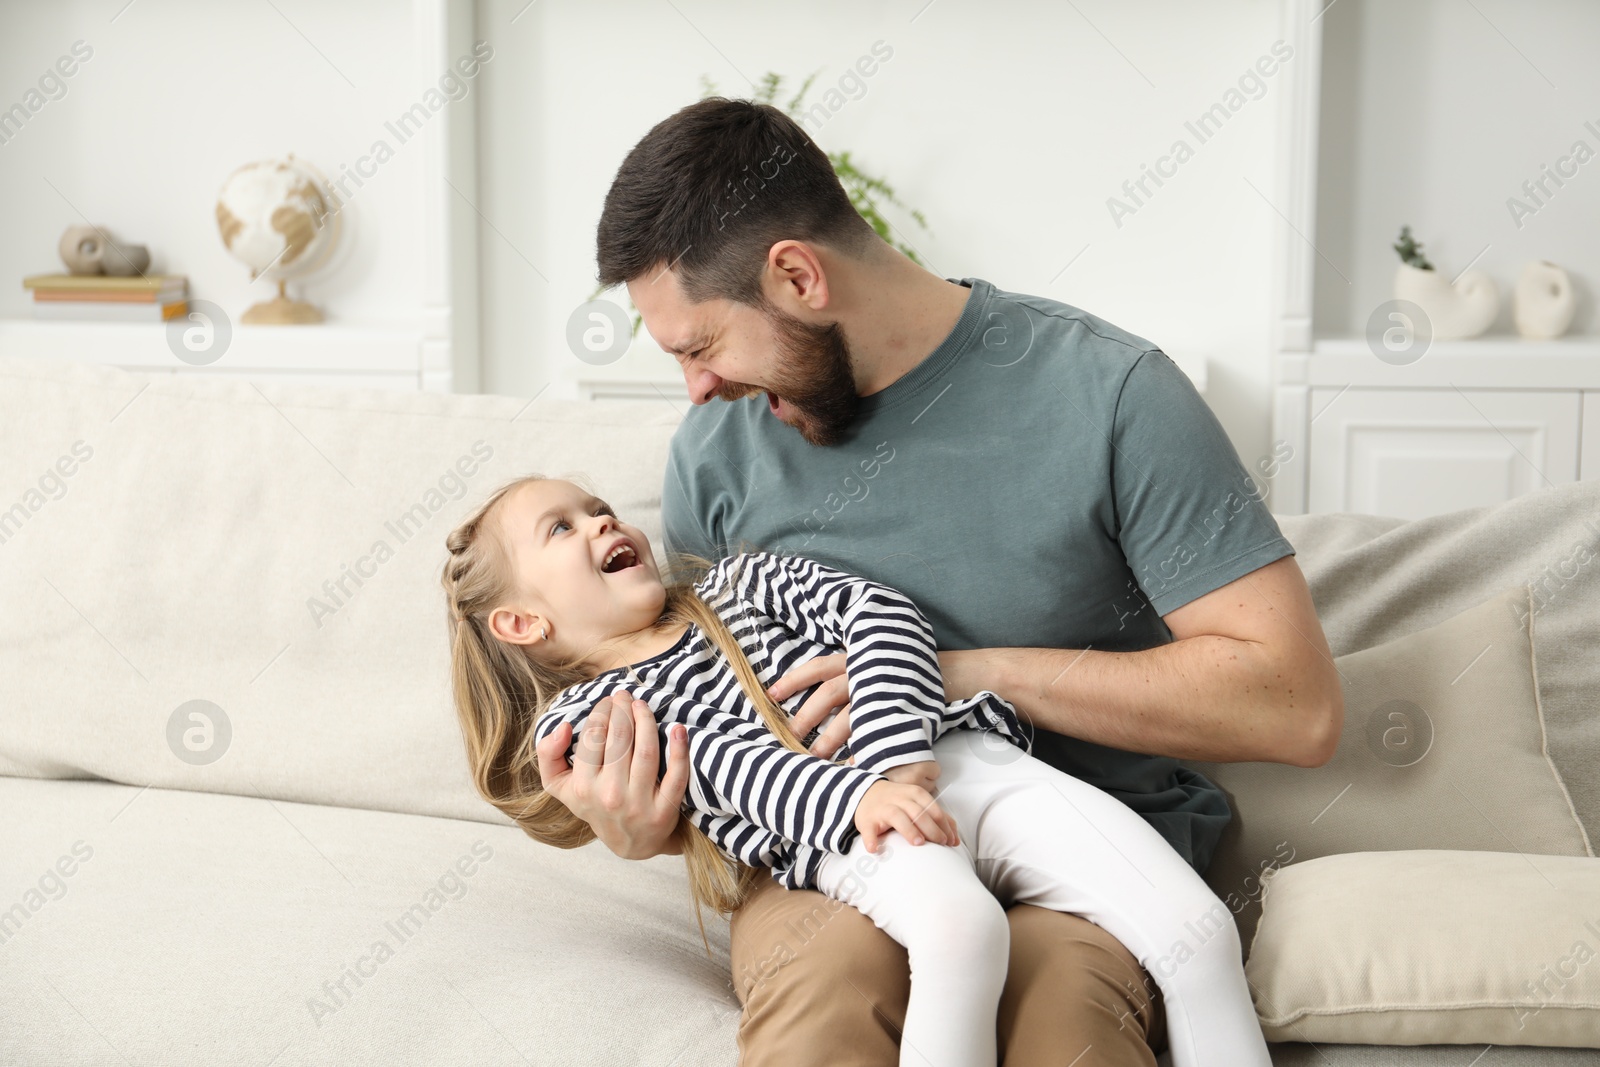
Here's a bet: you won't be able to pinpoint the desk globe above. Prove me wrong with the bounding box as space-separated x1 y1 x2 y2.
215 155 341 325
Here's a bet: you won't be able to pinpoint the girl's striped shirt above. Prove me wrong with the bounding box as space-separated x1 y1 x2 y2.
534 551 1029 890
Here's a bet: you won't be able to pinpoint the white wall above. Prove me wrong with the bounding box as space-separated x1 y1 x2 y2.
9 2 1597 466
1315 0 1600 338
0 1 445 330
473 0 1295 469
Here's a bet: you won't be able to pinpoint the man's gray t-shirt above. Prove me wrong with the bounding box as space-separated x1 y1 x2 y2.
660 277 1295 874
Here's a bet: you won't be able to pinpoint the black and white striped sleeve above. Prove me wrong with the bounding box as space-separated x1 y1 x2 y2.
658 689 884 855
536 677 884 859
532 683 606 750
709 552 947 773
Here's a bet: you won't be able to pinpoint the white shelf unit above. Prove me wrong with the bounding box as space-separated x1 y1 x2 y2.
0 319 442 392
1264 2 1600 517
0 0 479 396
1290 339 1599 519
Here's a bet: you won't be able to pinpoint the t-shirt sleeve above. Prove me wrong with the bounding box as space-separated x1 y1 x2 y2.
660 432 723 563
1110 349 1295 617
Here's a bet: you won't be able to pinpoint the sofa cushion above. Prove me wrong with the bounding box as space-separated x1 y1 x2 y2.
0 775 741 1066
1246 849 1600 1047
1184 584 1592 949
1269 480 1600 864
0 355 681 825
9 780 1600 1067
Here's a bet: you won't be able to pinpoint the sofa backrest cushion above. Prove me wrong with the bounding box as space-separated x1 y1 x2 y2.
0 356 680 825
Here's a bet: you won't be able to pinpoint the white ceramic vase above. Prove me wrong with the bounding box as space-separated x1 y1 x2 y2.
1393 262 1498 341
1513 261 1575 340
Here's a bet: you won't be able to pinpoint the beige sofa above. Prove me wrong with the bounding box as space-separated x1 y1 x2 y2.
2 354 1596 1066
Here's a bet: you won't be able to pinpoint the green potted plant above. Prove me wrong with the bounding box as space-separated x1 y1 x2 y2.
1390 224 1497 341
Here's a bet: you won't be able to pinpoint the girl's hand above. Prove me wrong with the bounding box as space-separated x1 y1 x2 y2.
771 651 986 756
853 780 959 853
882 759 940 795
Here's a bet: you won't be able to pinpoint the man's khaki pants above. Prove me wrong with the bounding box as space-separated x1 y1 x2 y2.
730 875 1168 1066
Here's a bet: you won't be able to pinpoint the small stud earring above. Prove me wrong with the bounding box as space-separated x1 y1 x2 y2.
540 626 549 641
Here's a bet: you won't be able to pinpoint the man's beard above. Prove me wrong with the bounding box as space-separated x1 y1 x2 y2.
715 305 860 447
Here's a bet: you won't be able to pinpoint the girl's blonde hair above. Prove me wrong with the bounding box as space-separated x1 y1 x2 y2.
441 473 814 943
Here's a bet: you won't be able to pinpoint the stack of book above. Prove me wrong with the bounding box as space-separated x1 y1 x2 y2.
23 274 189 322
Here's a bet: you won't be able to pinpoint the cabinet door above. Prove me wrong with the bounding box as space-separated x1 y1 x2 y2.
1308 388 1580 519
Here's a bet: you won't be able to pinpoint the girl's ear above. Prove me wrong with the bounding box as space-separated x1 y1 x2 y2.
489 604 546 647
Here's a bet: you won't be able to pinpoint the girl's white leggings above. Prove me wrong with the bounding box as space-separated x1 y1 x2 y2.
813 730 1272 1067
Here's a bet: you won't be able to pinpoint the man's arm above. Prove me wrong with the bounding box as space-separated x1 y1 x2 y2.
947 555 1342 766
774 556 1343 768
934 349 1339 768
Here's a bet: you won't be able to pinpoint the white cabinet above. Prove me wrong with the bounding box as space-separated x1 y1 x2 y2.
1274 339 1600 518
1307 387 1580 520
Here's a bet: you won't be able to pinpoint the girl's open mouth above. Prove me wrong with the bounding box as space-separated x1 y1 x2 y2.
601 542 641 573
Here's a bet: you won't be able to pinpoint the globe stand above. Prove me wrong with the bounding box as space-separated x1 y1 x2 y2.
242 279 324 325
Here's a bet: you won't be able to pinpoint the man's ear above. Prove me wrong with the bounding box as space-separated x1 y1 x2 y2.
765 240 830 312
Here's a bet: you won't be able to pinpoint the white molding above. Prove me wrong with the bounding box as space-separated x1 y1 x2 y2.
412 0 482 395
545 334 691 402
1271 384 1309 514
438 0 481 394
554 378 692 403
1303 339 1600 388
1272 0 1324 358
416 0 449 327
0 320 423 375
1583 392 1599 481
1312 336 1600 358
1267 0 1326 514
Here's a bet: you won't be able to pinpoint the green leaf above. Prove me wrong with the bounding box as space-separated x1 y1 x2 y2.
784 71 821 116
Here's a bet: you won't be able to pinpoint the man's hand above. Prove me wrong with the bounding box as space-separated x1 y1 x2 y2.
767 653 852 757
771 651 985 758
534 689 690 860
854 780 959 853
881 759 940 794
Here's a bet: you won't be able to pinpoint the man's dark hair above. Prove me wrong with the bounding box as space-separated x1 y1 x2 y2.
596 97 876 306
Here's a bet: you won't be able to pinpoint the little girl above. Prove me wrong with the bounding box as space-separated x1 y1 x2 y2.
442 474 1271 1067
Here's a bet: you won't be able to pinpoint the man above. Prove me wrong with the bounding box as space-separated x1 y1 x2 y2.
536 97 1342 1066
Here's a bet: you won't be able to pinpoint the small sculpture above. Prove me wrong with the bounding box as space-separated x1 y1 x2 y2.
1513 261 1575 340
58 224 151 277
